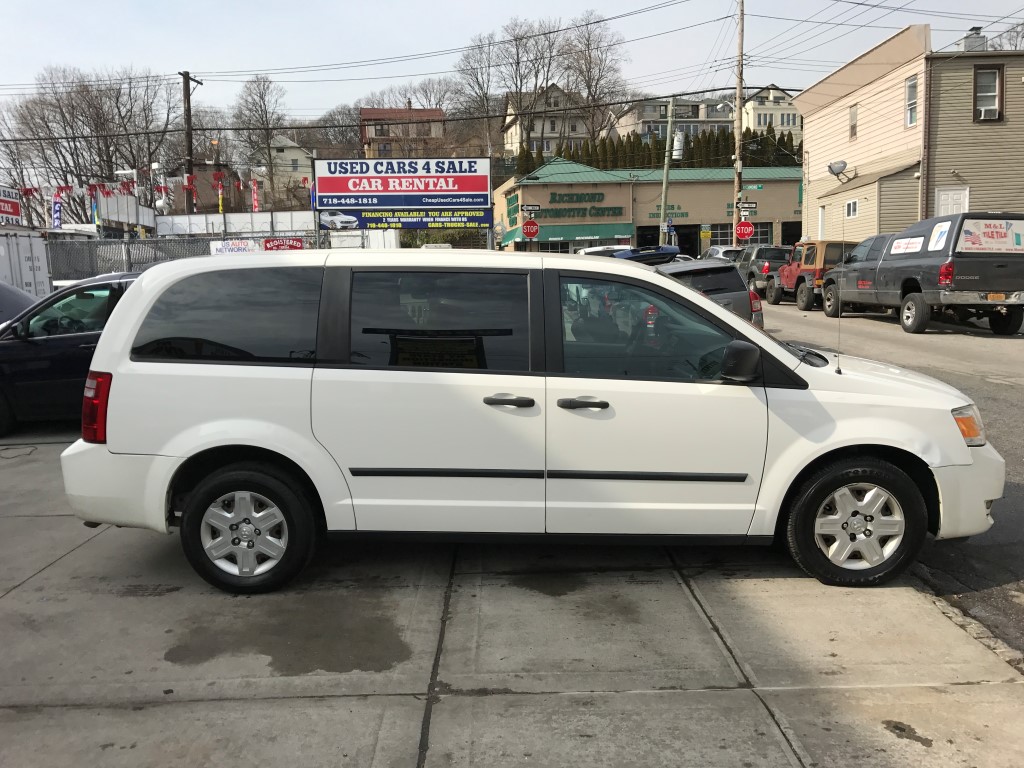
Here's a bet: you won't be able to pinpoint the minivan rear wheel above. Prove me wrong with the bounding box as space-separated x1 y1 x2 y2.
180 463 317 593
785 457 927 587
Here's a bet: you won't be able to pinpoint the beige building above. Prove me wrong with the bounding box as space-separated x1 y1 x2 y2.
359 103 446 158
797 25 1024 242
495 158 802 255
501 85 593 157
743 85 803 140
249 136 313 210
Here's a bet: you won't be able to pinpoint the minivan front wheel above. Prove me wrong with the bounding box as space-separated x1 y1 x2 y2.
181 464 317 593
785 458 927 586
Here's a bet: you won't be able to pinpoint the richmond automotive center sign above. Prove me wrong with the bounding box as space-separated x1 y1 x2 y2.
312 158 492 230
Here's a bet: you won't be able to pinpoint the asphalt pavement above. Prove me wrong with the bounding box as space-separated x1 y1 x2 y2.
1 308 1023 766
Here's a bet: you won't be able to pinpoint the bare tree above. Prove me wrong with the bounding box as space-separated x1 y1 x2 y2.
0 66 180 223
231 75 286 201
409 76 460 112
561 11 629 144
988 21 1024 50
454 32 503 156
288 104 362 158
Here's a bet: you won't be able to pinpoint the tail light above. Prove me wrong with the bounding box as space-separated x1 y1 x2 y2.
644 303 660 328
749 290 762 313
761 261 770 274
82 371 112 444
938 259 954 287
814 268 824 286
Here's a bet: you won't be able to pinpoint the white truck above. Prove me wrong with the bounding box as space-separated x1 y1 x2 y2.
0 229 52 298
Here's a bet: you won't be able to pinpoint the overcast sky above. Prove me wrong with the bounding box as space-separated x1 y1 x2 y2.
2 0 1019 119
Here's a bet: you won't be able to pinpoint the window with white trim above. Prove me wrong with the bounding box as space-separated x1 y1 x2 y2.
845 199 858 219
849 105 858 139
905 76 918 127
974 66 1003 121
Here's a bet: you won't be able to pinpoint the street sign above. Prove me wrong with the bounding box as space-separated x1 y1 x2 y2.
735 221 755 240
522 204 541 212
522 219 540 239
737 202 758 211
743 184 763 191
699 230 712 240
700 224 711 231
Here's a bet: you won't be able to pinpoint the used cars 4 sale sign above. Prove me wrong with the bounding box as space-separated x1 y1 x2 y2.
312 158 492 230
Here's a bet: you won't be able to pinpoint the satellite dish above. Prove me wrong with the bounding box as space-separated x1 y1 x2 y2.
827 160 848 177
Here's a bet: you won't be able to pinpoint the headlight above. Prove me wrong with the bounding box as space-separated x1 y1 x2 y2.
952 404 986 447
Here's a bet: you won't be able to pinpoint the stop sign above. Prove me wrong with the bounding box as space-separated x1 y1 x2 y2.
522 219 540 239
735 220 755 240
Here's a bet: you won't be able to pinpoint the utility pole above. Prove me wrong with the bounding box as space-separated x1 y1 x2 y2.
658 96 676 246
178 71 203 214
732 0 744 247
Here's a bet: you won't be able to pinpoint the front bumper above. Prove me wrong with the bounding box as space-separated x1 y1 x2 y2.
61 440 183 534
939 290 1024 305
932 442 1005 539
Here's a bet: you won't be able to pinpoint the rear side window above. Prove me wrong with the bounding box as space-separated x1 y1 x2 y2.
132 267 322 363
350 271 530 372
669 267 745 295
759 247 791 262
823 243 849 267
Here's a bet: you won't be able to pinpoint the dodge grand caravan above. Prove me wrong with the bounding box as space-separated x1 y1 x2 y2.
61 251 1005 593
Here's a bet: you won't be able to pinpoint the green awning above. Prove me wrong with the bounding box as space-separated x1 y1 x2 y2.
501 222 634 246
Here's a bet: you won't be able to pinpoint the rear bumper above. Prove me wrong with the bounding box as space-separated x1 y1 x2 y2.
60 441 182 534
932 442 1005 540
939 290 1024 305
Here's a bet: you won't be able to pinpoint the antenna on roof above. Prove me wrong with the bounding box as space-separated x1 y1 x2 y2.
827 161 848 375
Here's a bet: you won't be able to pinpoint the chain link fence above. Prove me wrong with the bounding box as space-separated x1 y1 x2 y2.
45 231 345 281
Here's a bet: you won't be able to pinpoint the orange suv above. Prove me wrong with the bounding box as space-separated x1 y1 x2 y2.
767 240 857 310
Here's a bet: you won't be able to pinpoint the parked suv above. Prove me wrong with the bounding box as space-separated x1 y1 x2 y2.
768 240 858 310
736 245 792 297
61 251 1004 593
658 258 763 328
698 246 743 262
821 213 1024 334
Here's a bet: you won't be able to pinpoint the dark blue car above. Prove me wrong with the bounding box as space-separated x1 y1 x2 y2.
614 245 685 265
0 273 136 435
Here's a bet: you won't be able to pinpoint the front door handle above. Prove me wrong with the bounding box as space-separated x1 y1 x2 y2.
78 344 97 350
483 395 535 408
557 398 610 410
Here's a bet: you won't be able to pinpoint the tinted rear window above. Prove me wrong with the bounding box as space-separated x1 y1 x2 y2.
132 267 322 363
667 266 745 295
759 248 791 262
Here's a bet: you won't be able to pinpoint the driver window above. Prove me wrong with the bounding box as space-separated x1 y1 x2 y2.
846 241 870 264
559 276 734 382
27 287 113 338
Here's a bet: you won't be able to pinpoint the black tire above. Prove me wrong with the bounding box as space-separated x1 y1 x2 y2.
822 283 840 318
990 306 1023 336
0 392 14 437
766 278 783 305
899 293 930 333
795 281 815 311
785 457 928 587
747 276 764 298
180 463 318 594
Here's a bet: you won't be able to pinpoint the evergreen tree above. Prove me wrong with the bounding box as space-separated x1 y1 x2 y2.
516 143 532 176
698 131 712 167
681 133 693 168
741 127 754 167
534 145 545 169
688 134 701 168
555 139 565 158
613 136 625 169
582 139 594 167
624 133 636 167
764 123 778 166
784 131 796 166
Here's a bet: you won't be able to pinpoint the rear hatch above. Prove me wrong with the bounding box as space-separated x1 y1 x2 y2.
758 247 792 269
952 216 1024 292
664 265 751 320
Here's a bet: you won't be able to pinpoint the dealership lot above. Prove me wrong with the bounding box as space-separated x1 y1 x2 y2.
2 304 1024 767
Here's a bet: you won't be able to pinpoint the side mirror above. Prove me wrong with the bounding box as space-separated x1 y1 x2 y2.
720 339 761 383
9 321 26 341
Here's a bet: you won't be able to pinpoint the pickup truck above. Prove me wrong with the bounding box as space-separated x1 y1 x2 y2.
736 244 792 297
821 212 1024 334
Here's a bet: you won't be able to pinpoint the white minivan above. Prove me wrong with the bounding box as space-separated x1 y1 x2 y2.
61 250 1005 593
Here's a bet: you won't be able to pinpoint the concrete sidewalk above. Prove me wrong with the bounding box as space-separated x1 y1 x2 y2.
1 438 1023 767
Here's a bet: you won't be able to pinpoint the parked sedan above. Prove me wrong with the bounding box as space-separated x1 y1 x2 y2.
0 273 136 435
659 258 763 328
699 245 743 262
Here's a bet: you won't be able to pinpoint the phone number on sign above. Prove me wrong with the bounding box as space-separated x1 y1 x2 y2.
320 196 379 206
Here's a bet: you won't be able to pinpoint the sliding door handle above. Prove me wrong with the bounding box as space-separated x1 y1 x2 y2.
483 395 536 408
557 398 610 410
